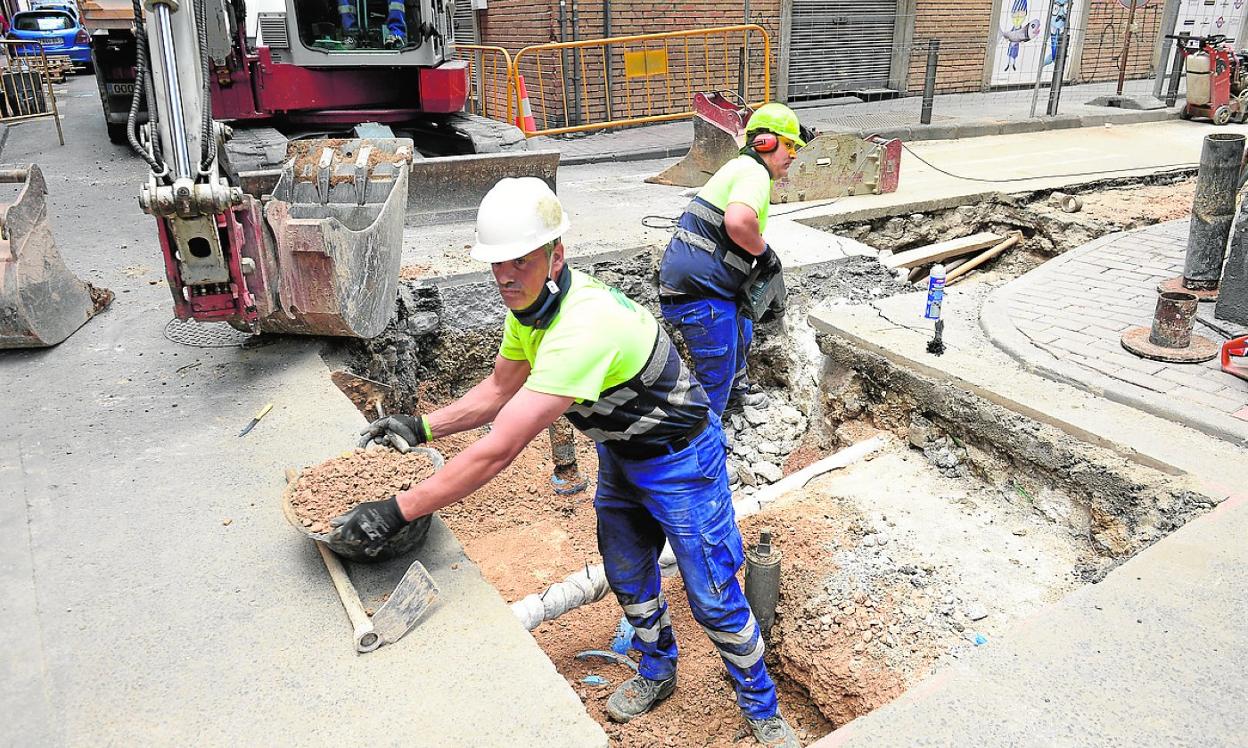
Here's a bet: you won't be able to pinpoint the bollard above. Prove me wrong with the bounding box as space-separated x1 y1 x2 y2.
1121 290 1219 363
920 40 939 125
1164 45 1185 109
1046 31 1071 116
1160 133 1247 301
548 416 588 495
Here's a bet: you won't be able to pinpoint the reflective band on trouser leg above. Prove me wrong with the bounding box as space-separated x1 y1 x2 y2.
594 444 679 680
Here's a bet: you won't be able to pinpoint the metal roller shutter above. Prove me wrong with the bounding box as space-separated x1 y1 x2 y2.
452 0 476 44
788 0 897 99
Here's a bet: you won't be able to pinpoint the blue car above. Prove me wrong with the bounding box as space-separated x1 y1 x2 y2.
8 9 92 72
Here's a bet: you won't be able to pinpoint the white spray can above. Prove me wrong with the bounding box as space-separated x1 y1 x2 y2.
924 263 946 321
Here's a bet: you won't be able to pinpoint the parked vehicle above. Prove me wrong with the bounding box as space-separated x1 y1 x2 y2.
7 9 92 72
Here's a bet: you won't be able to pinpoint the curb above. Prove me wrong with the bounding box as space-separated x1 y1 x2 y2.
979 223 1248 447
556 108 1179 166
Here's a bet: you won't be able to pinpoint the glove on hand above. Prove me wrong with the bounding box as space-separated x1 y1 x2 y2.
759 245 783 274
358 413 427 451
327 496 407 557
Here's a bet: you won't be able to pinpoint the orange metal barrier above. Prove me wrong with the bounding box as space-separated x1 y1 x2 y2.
512 24 771 137
453 44 515 126
0 41 64 145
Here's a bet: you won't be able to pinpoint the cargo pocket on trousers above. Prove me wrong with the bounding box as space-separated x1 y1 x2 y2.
701 508 745 595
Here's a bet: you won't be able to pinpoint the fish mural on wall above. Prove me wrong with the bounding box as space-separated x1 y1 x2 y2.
1001 0 1042 71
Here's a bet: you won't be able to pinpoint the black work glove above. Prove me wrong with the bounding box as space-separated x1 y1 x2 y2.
327 496 407 557
358 413 427 452
759 245 782 275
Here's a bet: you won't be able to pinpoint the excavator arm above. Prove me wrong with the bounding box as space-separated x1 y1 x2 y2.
131 0 413 337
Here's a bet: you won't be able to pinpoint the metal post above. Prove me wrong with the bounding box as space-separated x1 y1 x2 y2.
738 0 750 101
1183 133 1246 292
604 0 613 121
548 417 587 495
920 39 939 125
570 0 582 127
1045 30 1070 116
1116 0 1139 97
1028 0 1060 118
1164 44 1184 108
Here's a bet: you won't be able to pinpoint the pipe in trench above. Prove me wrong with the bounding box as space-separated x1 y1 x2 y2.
511 436 887 631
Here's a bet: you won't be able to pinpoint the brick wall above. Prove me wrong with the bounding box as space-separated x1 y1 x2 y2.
1075 0 1164 84
906 0 995 93
474 0 779 132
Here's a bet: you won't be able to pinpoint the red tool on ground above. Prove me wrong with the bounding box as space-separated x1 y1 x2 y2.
1170 33 1248 125
1222 335 1248 381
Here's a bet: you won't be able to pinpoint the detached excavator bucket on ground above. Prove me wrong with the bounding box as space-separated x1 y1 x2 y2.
772 133 902 203
647 93 751 188
0 165 111 348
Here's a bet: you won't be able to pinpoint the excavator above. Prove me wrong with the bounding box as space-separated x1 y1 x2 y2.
2 0 556 346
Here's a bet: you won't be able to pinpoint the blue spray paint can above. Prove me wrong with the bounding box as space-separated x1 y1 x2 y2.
924 263 946 321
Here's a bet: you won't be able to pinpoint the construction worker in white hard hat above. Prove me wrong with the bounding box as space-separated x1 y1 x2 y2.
329 177 801 747
658 102 808 418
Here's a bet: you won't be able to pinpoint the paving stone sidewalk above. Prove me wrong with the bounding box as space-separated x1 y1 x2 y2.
982 219 1248 445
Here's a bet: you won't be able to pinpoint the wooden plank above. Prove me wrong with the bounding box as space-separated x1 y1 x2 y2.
882 231 1006 269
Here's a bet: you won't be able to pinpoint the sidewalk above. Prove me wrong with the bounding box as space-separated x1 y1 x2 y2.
983 219 1248 446
534 80 1181 165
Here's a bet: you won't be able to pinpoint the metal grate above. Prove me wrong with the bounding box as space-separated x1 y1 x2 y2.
258 13 289 49
163 318 261 348
788 0 898 100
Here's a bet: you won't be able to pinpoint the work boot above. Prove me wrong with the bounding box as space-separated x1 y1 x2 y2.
606 674 676 723
747 713 801 747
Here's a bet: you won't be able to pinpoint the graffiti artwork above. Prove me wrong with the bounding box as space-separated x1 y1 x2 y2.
992 0 1081 86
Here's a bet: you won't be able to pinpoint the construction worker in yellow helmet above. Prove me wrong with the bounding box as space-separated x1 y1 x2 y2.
329 177 801 747
658 102 807 418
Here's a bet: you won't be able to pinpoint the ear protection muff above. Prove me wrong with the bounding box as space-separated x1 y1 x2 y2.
751 132 779 153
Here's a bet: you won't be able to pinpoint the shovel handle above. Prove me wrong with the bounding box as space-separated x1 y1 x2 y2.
316 541 380 653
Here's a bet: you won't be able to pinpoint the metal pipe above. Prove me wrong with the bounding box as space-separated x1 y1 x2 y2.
1164 44 1185 108
1185 133 1246 290
1028 0 1060 118
744 528 781 640
1149 291 1199 348
1116 0 1139 97
570 0 581 126
604 0 612 120
548 417 587 495
921 39 939 125
1045 29 1070 116
153 3 192 180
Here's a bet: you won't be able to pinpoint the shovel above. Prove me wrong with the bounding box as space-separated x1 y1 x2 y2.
284 467 440 653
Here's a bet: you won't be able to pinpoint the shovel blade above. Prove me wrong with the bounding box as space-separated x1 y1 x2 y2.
371 559 439 645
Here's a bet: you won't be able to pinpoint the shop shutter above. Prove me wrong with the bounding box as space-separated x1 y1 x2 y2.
788 0 898 99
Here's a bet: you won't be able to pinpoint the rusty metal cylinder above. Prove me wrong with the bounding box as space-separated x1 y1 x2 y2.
1184 133 1246 290
1149 291 1200 348
744 528 782 640
548 416 587 495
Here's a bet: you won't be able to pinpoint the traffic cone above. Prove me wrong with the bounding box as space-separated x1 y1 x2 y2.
515 74 536 134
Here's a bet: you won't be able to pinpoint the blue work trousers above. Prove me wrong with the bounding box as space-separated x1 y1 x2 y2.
661 297 752 417
594 420 779 720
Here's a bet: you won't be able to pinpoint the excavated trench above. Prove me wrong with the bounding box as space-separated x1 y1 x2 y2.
321 174 1213 745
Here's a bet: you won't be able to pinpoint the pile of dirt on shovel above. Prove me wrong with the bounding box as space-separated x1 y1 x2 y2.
288 448 436 533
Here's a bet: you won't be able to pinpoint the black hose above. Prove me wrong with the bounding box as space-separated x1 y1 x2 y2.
127 0 166 175
195 0 217 173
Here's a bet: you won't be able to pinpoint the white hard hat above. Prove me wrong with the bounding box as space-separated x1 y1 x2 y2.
471 177 571 263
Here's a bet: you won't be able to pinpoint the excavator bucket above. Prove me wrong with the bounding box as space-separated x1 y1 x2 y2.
647 93 751 188
407 149 561 225
772 133 902 203
249 138 412 338
0 165 111 348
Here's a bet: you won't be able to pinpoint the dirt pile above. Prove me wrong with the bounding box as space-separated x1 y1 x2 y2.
288 448 437 533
